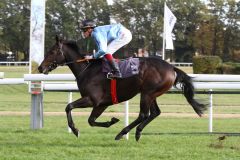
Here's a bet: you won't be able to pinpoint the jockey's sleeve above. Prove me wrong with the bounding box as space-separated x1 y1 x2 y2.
92 31 107 58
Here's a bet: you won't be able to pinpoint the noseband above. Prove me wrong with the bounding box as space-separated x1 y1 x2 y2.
46 43 65 71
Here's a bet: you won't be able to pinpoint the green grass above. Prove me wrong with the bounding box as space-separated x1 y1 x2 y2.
1 66 240 113
0 66 240 160
0 84 240 114
0 116 240 160
0 66 72 78
0 66 192 78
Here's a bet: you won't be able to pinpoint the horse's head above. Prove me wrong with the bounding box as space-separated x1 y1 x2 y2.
38 36 66 74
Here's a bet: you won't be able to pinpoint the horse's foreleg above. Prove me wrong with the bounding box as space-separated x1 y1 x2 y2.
115 114 146 140
65 97 93 137
135 100 161 141
88 106 120 128
115 95 150 140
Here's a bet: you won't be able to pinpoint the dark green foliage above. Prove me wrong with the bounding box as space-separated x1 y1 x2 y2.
0 0 30 60
0 0 239 61
192 56 222 74
220 62 240 74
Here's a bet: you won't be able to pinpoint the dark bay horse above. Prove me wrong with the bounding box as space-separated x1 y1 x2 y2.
38 36 207 141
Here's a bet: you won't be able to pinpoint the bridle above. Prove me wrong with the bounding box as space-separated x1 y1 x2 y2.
47 42 92 72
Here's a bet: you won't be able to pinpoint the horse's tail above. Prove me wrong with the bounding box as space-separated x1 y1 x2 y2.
173 67 207 117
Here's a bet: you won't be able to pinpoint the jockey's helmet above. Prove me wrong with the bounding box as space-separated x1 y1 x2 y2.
80 19 96 30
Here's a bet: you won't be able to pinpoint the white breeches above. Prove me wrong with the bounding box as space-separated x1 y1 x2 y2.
106 27 132 54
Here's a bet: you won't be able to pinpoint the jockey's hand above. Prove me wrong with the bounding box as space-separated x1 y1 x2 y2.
84 55 93 60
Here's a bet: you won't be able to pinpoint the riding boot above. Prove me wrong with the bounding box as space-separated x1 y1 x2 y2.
107 60 122 79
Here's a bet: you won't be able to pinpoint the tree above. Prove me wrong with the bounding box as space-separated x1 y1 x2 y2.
223 0 240 61
0 0 239 62
208 0 226 56
0 0 30 60
111 0 165 56
193 0 240 61
45 0 110 54
167 0 206 61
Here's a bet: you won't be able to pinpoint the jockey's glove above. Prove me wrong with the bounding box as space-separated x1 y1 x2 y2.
84 55 93 60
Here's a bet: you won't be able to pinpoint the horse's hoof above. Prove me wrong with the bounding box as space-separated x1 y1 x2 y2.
135 132 141 141
72 129 80 138
76 131 80 138
115 134 123 140
111 117 120 124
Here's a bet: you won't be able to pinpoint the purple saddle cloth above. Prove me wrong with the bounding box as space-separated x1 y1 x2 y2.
102 57 140 78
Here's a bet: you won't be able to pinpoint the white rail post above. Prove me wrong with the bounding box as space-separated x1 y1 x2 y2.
209 89 213 132
67 92 73 133
31 92 44 129
124 101 129 140
29 0 45 130
0 72 4 79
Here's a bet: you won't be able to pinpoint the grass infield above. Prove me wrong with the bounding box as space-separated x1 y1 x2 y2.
0 116 240 160
0 66 240 160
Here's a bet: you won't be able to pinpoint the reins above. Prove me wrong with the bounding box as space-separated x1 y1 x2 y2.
57 42 93 66
56 43 94 76
63 58 93 65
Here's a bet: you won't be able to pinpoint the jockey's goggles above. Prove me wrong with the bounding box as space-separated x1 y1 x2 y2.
81 28 89 32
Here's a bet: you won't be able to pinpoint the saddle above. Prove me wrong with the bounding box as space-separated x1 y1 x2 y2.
102 57 140 78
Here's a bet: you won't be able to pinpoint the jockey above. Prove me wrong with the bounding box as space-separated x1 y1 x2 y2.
80 19 132 79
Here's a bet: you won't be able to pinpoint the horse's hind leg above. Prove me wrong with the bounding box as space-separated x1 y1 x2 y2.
115 94 150 140
135 99 161 141
88 106 120 128
65 97 93 137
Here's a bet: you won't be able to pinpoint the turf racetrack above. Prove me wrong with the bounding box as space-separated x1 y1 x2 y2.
0 66 240 160
0 115 240 160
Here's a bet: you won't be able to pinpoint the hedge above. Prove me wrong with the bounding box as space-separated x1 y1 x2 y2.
193 56 222 74
220 62 240 74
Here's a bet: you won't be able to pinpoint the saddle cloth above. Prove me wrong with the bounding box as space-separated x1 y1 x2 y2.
102 57 140 78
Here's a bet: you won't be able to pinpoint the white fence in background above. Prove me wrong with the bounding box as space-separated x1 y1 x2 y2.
171 62 192 67
0 61 29 66
0 72 4 79
0 73 26 84
23 74 240 90
0 61 191 67
0 78 26 85
23 74 240 134
1 74 240 137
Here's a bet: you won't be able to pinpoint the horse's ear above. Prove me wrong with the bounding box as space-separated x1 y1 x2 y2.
55 35 63 45
55 35 59 43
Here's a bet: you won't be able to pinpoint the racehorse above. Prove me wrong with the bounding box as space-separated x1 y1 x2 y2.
38 36 207 141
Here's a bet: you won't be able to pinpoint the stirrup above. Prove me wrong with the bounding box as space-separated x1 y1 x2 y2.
107 72 122 79
107 72 114 79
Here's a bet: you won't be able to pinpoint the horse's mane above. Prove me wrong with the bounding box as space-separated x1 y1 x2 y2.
64 40 81 55
64 40 134 67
